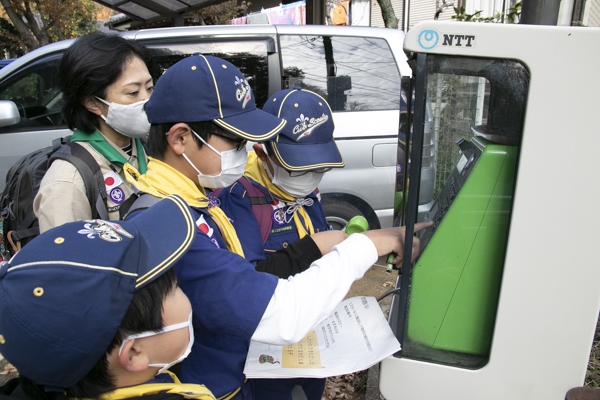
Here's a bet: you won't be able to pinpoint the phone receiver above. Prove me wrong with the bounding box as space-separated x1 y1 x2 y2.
344 216 369 235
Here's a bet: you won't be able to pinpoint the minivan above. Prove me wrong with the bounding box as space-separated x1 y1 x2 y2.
0 25 417 230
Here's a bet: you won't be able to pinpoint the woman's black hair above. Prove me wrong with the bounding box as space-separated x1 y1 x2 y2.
20 269 178 400
145 121 221 160
58 31 152 134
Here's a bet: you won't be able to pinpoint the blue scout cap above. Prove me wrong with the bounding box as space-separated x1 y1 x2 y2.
146 54 286 142
0 195 195 389
262 87 344 171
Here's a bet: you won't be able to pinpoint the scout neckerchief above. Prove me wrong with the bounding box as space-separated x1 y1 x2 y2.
71 129 148 174
124 158 244 257
101 371 216 400
244 151 315 239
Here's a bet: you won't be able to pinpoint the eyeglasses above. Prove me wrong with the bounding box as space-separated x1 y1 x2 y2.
211 132 247 151
288 167 332 177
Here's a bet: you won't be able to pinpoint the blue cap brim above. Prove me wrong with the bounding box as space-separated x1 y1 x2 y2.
214 108 286 142
271 140 344 171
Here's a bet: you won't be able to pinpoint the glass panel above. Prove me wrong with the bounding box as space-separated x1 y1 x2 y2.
279 35 401 112
398 55 529 369
146 41 271 107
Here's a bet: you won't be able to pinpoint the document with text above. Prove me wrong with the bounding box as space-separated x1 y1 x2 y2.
244 296 401 378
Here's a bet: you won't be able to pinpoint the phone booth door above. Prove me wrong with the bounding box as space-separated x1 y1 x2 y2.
381 52 528 399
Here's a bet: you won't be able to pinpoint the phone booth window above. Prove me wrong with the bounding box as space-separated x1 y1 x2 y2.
395 55 529 369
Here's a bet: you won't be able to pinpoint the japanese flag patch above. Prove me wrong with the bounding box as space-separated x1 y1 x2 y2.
103 171 123 191
196 214 220 248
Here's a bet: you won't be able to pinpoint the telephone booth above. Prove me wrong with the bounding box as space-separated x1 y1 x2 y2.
380 21 600 400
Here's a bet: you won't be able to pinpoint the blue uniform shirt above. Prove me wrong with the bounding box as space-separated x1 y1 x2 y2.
218 179 328 256
128 206 278 399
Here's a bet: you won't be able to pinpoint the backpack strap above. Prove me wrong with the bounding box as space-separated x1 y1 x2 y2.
236 177 273 245
49 140 109 220
9 212 38 244
122 193 161 219
8 139 108 247
214 178 273 244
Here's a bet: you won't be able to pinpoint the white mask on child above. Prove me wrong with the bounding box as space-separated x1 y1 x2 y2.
182 129 247 189
264 156 323 198
119 311 194 375
95 97 151 139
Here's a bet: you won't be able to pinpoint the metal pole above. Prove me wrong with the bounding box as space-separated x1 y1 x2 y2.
520 0 562 25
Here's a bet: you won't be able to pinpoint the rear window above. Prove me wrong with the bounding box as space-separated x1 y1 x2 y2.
144 40 271 108
279 35 401 112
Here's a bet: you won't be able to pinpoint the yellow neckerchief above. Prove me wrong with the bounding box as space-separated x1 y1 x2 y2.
101 371 216 400
244 151 315 239
124 158 244 256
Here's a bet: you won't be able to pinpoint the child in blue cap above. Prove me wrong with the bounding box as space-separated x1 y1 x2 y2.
217 87 344 399
124 54 430 400
0 196 215 400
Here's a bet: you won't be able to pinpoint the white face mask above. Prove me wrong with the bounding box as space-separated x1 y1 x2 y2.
95 96 151 139
182 129 247 189
119 311 194 375
264 157 323 198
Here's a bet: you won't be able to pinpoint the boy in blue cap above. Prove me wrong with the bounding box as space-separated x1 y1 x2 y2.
124 54 431 400
0 195 215 400
219 87 345 273
218 87 344 399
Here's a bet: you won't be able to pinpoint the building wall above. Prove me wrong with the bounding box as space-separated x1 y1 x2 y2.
352 0 372 25
371 0 456 29
584 0 600 26
409 0 456 28
370 0 404 27
466 0 510 18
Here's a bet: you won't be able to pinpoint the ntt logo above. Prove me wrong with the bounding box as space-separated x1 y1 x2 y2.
417 29 439 50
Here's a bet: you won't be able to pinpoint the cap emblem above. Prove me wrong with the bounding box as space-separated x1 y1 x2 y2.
293 113 329 141
78 220 134 242
234 76 252 109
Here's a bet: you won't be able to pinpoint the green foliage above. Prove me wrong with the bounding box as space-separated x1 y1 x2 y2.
505 1 522 24
452 1 521 23
1 75 35 98
44 0 100 41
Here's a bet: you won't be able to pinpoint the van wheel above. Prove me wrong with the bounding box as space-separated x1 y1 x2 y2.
323 199 364 231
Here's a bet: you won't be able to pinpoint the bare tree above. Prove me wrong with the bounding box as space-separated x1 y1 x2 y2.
0 0 98 53
376 0 399 28
434 0 454 19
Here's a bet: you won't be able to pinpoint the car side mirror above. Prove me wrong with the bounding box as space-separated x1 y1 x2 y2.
0 101 20 128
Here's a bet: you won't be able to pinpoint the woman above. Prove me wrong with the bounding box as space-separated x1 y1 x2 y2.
34 31 153 232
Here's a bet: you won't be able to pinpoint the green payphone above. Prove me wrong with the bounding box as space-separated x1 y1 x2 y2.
406 137 517 359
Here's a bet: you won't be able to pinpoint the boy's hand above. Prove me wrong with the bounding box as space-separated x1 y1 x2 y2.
362 221 434 264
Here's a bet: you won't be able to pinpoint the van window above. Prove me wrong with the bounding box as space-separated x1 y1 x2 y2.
279 35 401 112
144 40 271 107
0 55 65 133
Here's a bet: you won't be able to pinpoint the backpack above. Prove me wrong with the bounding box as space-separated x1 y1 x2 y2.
123 179 274 245
0 136 108 260
214 177 274 245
